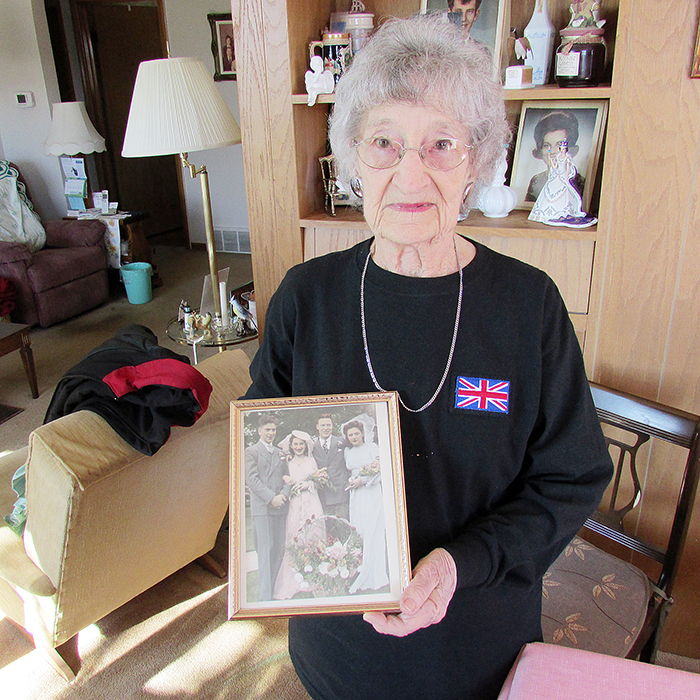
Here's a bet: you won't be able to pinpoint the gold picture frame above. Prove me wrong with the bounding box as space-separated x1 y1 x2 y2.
692 18 700 78
509 100 609 212
229 392 410 619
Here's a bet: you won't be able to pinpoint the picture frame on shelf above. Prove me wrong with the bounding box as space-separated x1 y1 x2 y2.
509 100 609 212
208 13 236 81
229 391 411 619
420 0 508 77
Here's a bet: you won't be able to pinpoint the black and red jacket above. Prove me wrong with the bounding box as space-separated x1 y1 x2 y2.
44 324 212 455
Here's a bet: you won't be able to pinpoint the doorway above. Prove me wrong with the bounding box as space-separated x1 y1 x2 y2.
57 0 188 245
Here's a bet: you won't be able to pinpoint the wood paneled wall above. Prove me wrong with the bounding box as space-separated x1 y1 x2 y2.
586 0 700 657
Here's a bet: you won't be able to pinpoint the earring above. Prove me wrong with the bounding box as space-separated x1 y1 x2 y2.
350 177 363 199
462 183 473 205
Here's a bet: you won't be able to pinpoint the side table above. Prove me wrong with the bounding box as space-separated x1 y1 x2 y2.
72 211 163 287
166 318 257 364
0 322 39 398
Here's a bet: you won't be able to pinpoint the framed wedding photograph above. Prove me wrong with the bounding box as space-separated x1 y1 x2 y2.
229 391 411 619
208 13 236 81
509 100 609 211
420 0 508 76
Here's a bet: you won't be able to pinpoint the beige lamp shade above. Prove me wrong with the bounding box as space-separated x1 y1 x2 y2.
44 101 106 156
122 57 242 158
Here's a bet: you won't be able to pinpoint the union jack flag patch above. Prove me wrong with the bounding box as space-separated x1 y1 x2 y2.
455 376 510 413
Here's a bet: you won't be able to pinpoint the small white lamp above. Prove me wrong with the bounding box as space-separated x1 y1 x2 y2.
121 57 242 326
44 101 106 156
44 101 106 212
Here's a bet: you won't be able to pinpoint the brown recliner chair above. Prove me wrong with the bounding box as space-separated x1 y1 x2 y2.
0 163 108 328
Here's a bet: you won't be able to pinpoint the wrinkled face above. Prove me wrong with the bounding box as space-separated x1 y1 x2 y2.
317 418 333 439
290 436 307 456
258 423 277 444
346 427 364 446
452 0 481 34
356 102 474 250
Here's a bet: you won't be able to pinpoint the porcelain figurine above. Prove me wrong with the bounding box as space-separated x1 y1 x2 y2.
528 140 596 228
305 55 335 106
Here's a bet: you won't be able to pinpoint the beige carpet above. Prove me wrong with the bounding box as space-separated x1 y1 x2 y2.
0 245 259 454
0 245 314 698
0 531 311 699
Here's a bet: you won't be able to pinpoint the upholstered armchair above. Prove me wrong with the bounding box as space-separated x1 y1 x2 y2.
0 348 251 680
0 161 109 328
0 218 109 328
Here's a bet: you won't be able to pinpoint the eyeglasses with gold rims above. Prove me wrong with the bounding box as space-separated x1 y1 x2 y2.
353 136 474 171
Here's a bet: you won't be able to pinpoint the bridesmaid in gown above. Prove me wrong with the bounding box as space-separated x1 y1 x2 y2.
274 430 325 599
343 419 389 594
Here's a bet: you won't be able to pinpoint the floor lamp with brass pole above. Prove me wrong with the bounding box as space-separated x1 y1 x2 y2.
121 56 242 334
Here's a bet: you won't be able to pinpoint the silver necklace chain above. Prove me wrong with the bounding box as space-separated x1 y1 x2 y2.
360 242 463 413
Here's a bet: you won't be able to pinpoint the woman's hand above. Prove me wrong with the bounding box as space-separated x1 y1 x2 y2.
363 548 457 637
282 475 293 484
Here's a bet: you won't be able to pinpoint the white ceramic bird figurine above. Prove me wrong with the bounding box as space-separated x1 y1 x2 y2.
230 296 258 330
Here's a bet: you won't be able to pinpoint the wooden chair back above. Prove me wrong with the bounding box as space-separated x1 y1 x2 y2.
541 383 700 660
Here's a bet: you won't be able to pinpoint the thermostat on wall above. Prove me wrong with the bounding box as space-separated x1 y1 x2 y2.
16 92 35 108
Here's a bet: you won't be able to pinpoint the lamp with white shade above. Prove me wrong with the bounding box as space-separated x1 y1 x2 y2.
44 101 106 213
122 56 242 329
44 101 106 156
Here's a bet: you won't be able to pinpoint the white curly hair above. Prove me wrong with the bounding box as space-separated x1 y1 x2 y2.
328 14 511 212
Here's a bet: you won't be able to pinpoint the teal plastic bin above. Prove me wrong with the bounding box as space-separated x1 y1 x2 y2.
120 262 153 304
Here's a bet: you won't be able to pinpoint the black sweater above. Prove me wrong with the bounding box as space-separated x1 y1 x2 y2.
245 239 612 700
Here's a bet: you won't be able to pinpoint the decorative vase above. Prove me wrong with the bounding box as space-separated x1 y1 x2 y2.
523 0 556 86
478 148 517 218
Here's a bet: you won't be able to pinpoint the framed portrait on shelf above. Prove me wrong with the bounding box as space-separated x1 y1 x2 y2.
208 13 236 81
509 100 609 212
420 0 508 76
229 391 411 619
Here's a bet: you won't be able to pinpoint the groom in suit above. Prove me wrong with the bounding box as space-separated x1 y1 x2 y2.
312 414 350 521
245 414 289 600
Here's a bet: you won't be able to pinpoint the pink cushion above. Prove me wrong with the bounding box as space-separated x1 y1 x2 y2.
498 643 700 699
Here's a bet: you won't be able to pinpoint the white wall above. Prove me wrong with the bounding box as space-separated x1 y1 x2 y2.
0 0 66 220
163 0 249 244
0 0 249 239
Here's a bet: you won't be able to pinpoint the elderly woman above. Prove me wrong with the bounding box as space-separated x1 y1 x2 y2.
244 15 612 700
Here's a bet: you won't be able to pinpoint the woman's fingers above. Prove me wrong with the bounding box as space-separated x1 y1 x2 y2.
363 548 457 637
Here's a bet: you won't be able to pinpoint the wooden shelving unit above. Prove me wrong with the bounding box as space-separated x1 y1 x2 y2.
292 85 612 104
235 0 700 659
300 208 598 240
237 0 621 352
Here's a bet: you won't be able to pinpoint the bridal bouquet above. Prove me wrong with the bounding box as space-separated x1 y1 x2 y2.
289 468 330 498
287 515 363 597
359 460 380 478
